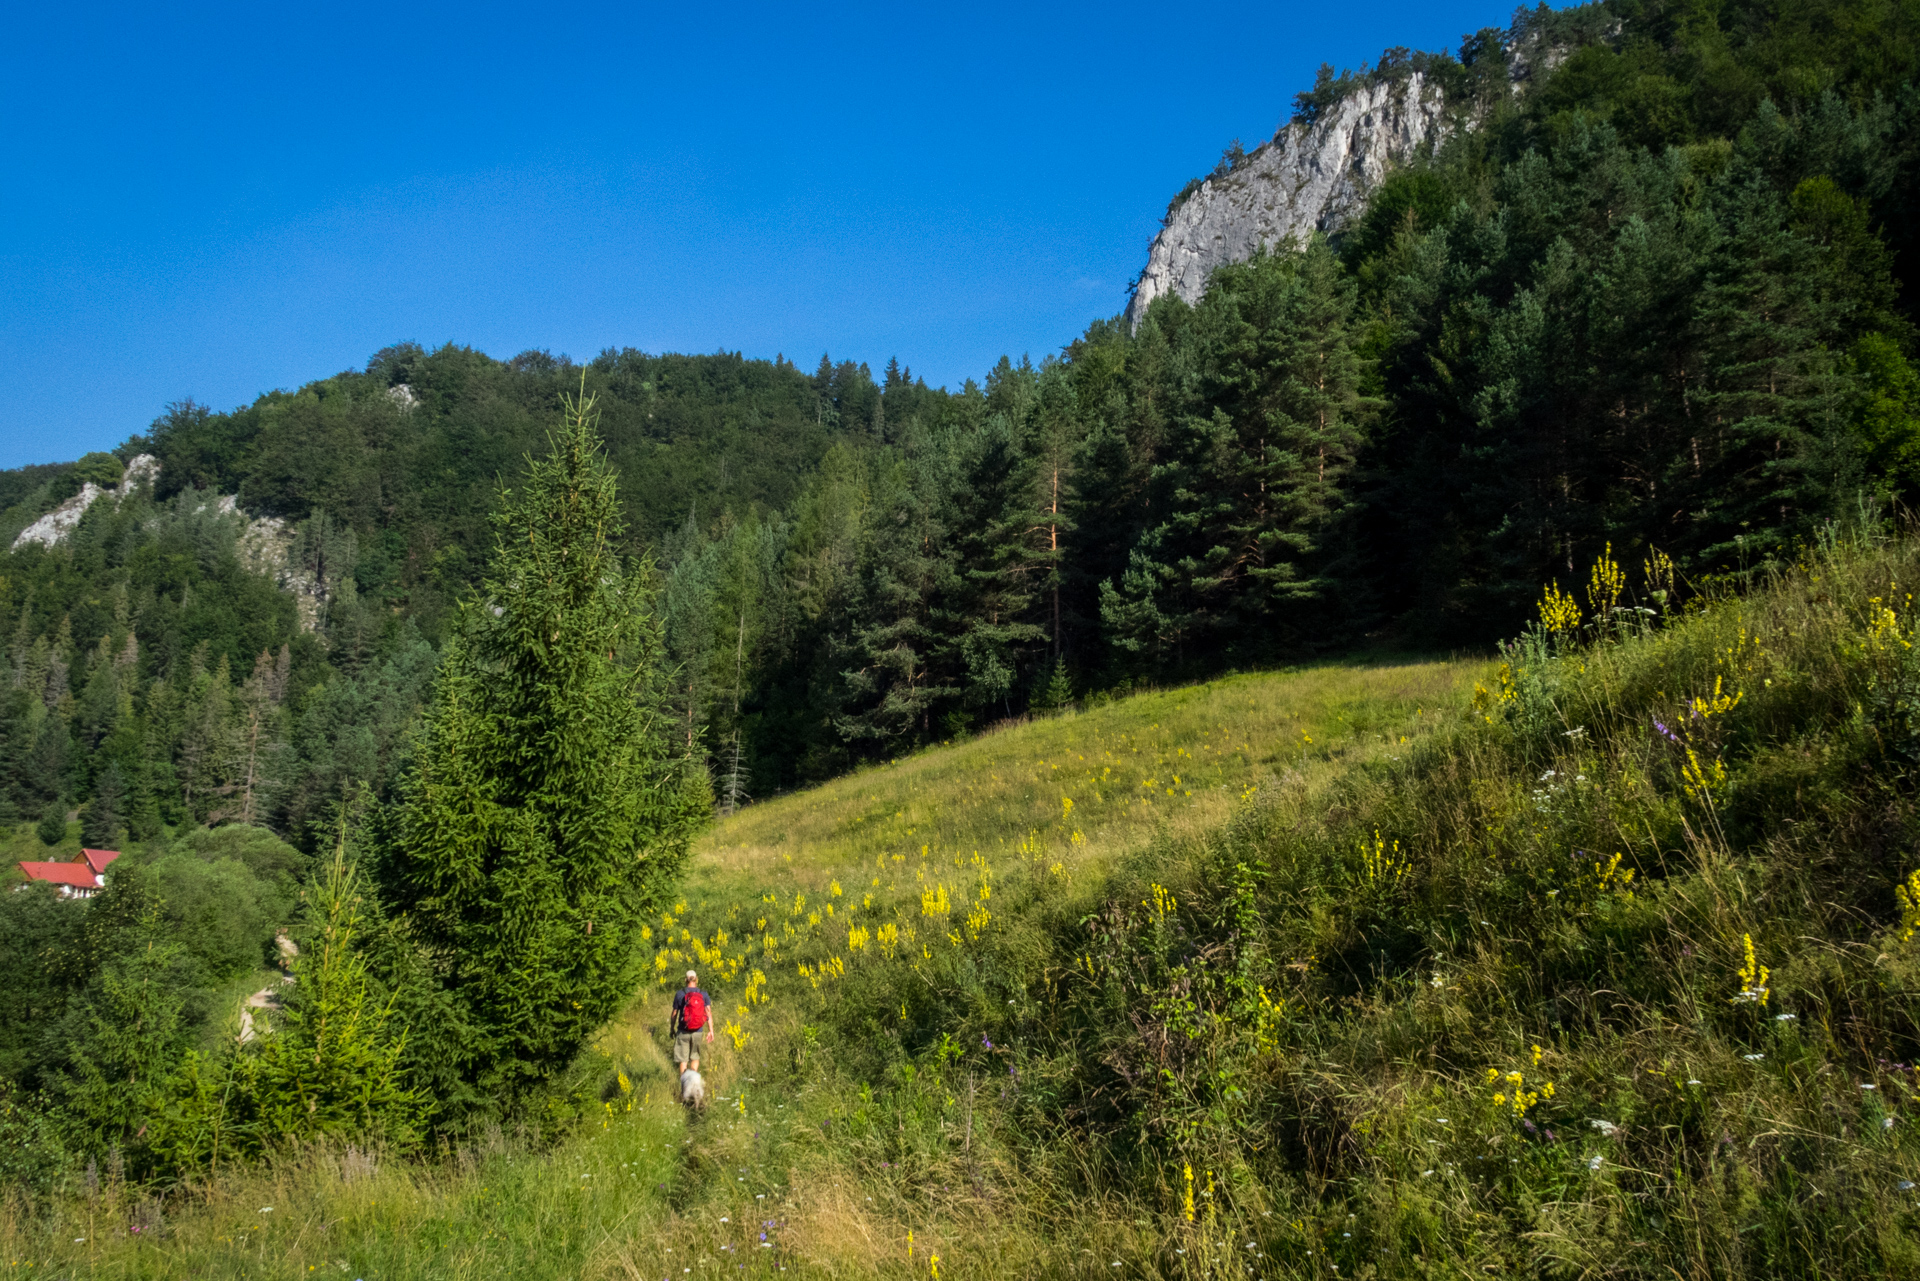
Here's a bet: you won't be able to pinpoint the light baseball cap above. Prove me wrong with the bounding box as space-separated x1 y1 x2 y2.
686 970 698 981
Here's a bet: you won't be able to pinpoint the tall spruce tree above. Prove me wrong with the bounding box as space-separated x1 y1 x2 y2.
383 391 706 1101
1104 237 1373 661
945 413 1048 718
832 451 959 745
80 762 124 848
231 826 419 1151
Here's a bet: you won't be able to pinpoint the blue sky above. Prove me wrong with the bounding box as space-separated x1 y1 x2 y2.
1 0 1510 469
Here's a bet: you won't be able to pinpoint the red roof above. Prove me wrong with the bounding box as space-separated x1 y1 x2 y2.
80 849 120 875
18 861 101 889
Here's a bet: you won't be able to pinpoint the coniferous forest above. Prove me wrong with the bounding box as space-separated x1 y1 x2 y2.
8 0 1920 1234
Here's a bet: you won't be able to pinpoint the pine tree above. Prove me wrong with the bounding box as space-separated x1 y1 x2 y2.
232 825 419 1150
661 513 719 758
1103 238 1373 660
384 390 706 1100
1692 172 1856 561
35 801 65 847
945 414 1048 716
125 763 161 843
833 452 961 745
232 646 291 826
1032 659 1074 712
718 730 750 817
81 763 125 848
1027 364 1085 667
178 651 233 821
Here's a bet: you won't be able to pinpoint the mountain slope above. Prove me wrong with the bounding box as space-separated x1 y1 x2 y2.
0 657 1477 1278
15 520 1920 1279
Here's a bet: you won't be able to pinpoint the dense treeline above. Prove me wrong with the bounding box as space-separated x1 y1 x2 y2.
662 0 1920 792
5 0 1920 1179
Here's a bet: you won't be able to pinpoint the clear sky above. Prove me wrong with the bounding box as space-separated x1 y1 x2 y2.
0 0 1511 469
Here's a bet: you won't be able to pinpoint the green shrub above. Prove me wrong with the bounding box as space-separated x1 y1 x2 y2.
0 1081 63 1193
141 852 284 980
173 823 308 888
70 452 125 489
34 803 65 847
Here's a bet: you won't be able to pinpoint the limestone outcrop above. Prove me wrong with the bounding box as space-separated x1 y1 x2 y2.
12 458 337 635
10 454 161 550
1126 74 1450 329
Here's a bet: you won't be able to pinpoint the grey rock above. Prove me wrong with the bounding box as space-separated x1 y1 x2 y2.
1127 73 1449 330
11 453 161 550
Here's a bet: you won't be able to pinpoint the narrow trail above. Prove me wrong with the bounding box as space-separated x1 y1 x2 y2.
236 931 300 1044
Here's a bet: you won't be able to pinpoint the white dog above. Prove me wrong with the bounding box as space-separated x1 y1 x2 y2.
679 1066 707 1109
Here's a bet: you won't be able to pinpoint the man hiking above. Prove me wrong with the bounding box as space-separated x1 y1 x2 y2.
671 969 714 1073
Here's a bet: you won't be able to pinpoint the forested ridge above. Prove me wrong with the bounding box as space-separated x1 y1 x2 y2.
5 0 1920 1189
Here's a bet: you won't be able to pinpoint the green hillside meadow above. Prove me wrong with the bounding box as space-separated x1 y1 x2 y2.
0 657 1476 1277
10 521 1920 1276
12 0 1920 1272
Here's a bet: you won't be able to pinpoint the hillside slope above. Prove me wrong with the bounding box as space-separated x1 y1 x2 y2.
0 657 1478 1278
650 532 1920 1280
11 523 1920 1279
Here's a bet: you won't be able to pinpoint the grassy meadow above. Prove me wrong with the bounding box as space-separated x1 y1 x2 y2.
13 528 1920 1278
0 658 1480 1279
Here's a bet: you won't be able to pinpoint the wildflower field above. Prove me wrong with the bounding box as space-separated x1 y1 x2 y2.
13 526 1920 1278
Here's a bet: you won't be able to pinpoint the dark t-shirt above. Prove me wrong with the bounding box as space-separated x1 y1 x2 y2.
672 987 710 1033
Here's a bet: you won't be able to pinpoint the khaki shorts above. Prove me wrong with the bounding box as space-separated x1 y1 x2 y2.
672 1031 703 1065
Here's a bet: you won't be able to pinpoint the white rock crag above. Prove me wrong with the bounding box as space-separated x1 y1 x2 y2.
12 484 106 551
235 512 331 634
13 459 332 634
10 453 162 550
1126 73 1451 329
122 453 161 491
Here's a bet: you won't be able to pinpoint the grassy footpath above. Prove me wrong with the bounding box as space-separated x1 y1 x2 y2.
0 658 1477 1279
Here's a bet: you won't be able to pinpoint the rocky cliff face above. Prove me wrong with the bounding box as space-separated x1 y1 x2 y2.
1127 73 1451 329
11 458 337 635
10 454 160 550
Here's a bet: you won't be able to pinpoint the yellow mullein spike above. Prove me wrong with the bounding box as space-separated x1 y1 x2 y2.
1898 869 1920 942
1538 581 1582 633
1587 542 1625 616
1733 933 1770 1005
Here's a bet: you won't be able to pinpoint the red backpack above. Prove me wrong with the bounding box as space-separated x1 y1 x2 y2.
681 989 708 1032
